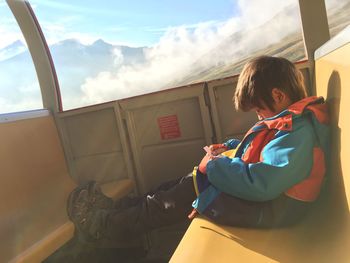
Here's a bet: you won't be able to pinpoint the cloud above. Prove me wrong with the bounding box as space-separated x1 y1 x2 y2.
105 26 130 33
0 98 43 114
79 0 301 105
0 14 26 49
112 48 124 66
38 15 102 45
0 3 93 47
30 0 125 17
236 0 295 29
80 22 231 103
0 83 43 114
326 0 349 9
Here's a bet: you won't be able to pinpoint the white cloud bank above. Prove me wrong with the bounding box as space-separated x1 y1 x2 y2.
80 0 302 105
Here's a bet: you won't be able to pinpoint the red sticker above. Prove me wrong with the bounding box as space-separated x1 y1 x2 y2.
157 115 181 140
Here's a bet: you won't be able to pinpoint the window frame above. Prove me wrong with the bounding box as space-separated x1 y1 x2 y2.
6 0 62 113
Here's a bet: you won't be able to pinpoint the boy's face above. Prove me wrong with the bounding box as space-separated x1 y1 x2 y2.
253 107 277 120
253 88 293 120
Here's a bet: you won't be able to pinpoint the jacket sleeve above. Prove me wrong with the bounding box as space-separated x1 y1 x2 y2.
206 124 315 201
223 139 241 150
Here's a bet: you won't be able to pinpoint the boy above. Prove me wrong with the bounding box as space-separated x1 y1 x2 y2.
67 56 329 243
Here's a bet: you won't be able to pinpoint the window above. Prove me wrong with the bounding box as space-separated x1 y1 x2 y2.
325 0 350 37
31 0 309 110
0 2 42 114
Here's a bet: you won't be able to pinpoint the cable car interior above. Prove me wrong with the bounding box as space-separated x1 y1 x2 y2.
1 0 349 262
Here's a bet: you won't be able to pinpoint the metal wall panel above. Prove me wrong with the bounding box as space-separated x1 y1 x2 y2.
296 61 313 95
119 84 213 194
57 103 135 184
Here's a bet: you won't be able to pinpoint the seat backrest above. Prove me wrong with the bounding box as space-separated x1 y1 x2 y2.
315 27 350 213
0 112 75 263
313 26 350 261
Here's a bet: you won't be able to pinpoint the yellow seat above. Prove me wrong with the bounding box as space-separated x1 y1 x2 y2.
171 185 349 263
0 114 134 263
10 179 134 263
171 30 350 263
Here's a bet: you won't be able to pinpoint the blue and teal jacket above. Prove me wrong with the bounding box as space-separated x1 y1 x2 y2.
192 96 330 216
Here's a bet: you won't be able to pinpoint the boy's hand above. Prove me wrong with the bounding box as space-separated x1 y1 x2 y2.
200 144 227 174
208 144 228 156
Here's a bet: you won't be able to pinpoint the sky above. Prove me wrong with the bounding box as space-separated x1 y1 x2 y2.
28 0 239 47
1 0 345 48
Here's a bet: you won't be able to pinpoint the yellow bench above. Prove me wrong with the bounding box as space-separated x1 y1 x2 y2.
0 113 134 263
171 27 350 263
9 180 134 263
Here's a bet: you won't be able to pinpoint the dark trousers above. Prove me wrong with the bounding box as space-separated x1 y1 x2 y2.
103 174 310 242
103 174 196 241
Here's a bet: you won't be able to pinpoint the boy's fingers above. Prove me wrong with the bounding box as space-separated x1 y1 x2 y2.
206 144 228 156
209 144 224 152
212 148 227 156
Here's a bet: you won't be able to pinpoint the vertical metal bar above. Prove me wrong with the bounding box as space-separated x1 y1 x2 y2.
6 0 62 112
299 0 330 61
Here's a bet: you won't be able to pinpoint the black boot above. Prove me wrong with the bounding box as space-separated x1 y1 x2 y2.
67 181 113 215
67 181 113 242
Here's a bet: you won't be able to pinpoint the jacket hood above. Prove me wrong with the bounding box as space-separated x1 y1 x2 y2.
249 96 329 134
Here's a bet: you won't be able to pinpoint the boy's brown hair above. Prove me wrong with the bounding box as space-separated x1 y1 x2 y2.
234 56 307 112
